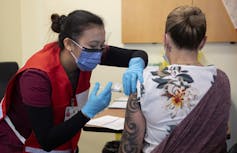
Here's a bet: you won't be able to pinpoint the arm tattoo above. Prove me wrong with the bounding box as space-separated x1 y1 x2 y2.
119 93 145 153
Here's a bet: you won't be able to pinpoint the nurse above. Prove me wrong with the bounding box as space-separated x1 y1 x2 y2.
0 10 148 153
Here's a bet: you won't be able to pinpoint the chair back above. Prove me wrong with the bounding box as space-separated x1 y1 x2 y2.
0 62 19 99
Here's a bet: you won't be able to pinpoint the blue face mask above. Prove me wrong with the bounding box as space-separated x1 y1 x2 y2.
70 50 102 71
70 39 103 71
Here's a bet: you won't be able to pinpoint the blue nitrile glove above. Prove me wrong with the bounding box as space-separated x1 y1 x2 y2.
122 57 145 96
81 82 112 118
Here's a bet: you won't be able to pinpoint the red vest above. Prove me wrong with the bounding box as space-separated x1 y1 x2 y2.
0 42 91 152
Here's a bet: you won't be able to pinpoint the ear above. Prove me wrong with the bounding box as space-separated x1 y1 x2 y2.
63 38 73 51
198 36 207 50
164 33 172 52
163 33 168 46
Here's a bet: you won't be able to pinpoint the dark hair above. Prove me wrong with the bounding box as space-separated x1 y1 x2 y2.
165 6 206 50
51 10 104 49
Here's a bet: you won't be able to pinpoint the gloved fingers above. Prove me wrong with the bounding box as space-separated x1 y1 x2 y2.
131 73 138 94
122 73 131 96
129 57 144 67
103 93 112 107
100 82 112 97
90 82 100 96
99 87 112 110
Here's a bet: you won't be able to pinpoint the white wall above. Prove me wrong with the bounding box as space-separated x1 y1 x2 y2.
0 0 236 149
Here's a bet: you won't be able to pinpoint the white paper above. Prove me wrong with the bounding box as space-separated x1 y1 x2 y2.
109 101 127 109
86 115 125 130
108 96 128 108
113 96 128 102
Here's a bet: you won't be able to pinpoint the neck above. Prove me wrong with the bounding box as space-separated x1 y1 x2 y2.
174 60 202 66
169 48 202 66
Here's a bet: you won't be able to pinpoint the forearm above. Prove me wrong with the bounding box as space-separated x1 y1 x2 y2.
101 46 148 67
26 105 89 151
119 94 145 153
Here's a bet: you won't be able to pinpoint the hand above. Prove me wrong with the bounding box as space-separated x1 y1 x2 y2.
122 57 145 96
81 82 112 118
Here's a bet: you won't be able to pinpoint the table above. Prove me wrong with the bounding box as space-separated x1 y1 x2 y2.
83 108 125 134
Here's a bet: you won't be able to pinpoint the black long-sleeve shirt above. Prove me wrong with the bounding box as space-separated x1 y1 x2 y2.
101 45 148 67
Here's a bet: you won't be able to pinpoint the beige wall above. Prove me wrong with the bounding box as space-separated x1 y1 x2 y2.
1 0 237 150
0 0 22 64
